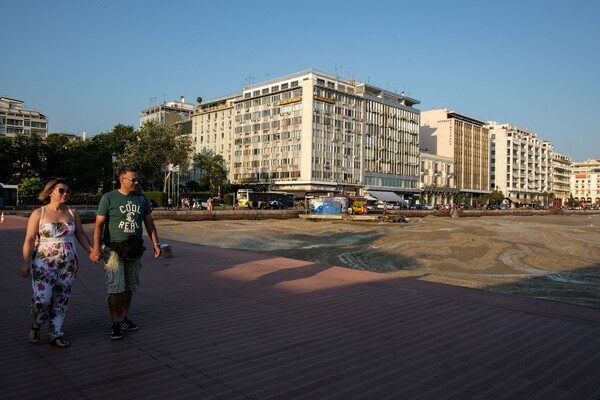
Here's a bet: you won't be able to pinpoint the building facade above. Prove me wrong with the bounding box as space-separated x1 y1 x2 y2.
191 95 240 179
420 152 457 206
191 70 421 198
0 97 48 137
140 96 194 128
487 121 553 206
571 159 600 207
420 109 490 204
552 152 571 204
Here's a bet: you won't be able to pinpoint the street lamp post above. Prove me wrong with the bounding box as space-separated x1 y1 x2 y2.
111 152 117 190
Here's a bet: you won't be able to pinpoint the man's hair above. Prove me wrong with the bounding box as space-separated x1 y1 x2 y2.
118 168 138 178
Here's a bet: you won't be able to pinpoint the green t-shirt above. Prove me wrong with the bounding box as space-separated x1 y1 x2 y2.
96 190 152 245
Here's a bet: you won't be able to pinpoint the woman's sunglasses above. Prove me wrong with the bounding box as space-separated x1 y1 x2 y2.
55 187 71 195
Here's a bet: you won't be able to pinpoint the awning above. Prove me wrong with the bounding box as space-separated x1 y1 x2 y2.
507 197 533 204
367 191 408 205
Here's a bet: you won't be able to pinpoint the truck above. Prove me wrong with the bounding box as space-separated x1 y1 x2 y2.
308 196 348 214
346 197 368 214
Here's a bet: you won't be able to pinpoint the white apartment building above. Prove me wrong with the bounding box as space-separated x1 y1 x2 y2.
0 97 48 137
140 96 194 128
552 152 571 204
192 70 421 198
420 109 490 204
487 122 553 206
571 159 600 206
420 152 456 205
191 94 241 177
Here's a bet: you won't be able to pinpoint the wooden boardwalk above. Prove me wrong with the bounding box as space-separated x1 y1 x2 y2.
2 215 600 399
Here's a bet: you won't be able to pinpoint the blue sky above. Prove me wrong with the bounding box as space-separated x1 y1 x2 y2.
2 0 599 161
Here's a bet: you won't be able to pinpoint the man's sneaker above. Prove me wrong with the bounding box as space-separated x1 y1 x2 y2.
121 317 139 331
110 323 123 340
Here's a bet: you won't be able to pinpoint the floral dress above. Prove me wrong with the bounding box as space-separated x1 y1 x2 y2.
30 208 78 340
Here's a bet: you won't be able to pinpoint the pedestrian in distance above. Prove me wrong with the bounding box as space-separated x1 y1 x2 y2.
21 178 94 348
89 168 161 340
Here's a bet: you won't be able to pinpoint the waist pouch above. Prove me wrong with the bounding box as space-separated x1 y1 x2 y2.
110 235 146 261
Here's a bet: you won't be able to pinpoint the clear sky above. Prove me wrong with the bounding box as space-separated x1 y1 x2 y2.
2 0 599 161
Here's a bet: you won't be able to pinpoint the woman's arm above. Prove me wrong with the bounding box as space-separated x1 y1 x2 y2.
21 209 41 277
73 209 93 254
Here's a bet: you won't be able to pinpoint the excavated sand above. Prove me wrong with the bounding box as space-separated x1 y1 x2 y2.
155 214 600 308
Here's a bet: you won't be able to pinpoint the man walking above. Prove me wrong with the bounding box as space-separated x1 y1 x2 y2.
90 168 161 340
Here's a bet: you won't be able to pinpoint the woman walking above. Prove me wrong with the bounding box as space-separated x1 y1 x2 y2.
21 178 93 347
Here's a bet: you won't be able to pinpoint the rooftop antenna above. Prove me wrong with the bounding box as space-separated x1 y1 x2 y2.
245 75 255 85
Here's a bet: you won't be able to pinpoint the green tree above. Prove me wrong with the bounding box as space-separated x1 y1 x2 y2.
565 194 577 207
118 121 192 190
88 124 138 192
92 124 137 154
196 154 228 196
44 134 71 179
0 136 16 182
489 189 505 205
19 177 43 204
11 133 48 179
62 140 112 193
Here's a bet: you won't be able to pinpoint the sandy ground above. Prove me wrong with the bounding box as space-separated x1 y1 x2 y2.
154 214 600 309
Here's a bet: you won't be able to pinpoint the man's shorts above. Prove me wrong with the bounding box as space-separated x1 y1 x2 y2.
103 246 142 294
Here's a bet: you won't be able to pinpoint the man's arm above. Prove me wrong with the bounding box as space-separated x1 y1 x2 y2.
90 215 107 263
143 214 161 258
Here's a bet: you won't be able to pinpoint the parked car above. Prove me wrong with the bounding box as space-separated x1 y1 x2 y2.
267 200 287 209
375 201 403 210
366 203 378 212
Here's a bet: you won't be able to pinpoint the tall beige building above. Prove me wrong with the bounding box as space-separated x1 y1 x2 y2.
0 97 48 137
420 109 490 203
552 152 571 204
192 70 421 199
487 122 553 206
571 159 600 207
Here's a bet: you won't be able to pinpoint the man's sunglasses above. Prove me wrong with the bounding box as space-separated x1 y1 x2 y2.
55 187 71 195
122 177 141 183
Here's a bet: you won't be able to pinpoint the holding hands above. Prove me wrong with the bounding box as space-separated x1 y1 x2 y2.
89 247 102 263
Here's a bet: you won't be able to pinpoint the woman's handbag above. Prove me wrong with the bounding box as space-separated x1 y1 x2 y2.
110 235 146 261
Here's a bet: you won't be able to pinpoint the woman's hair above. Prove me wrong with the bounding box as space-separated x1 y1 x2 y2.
38 178 68 205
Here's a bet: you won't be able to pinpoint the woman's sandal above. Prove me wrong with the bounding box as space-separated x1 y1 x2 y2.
49 337 70 348
29 326 40 344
